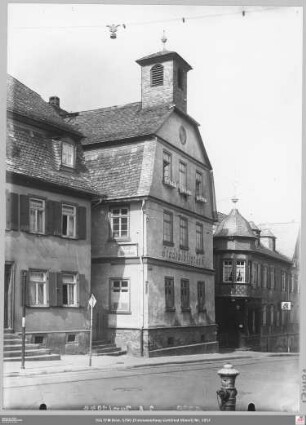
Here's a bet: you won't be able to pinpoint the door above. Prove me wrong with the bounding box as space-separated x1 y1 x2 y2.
4 263 14 329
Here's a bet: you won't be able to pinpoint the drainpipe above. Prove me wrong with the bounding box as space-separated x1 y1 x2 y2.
140 199 146 356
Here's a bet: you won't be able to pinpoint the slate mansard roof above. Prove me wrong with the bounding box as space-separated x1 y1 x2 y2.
6 76 98 197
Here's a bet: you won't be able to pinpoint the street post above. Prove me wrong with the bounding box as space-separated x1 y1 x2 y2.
21 270 27 370
88 294 97 367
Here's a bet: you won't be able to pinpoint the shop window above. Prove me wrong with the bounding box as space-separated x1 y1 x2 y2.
62 204 76 238
62 273 78 306
223 260 233 282
29 198 45 234
163 211 173 245
181 279 190 311
110 207 129 239
110 279 130 313
165 277 175 311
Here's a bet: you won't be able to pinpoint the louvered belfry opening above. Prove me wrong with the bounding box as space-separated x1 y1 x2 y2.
151 64 164 86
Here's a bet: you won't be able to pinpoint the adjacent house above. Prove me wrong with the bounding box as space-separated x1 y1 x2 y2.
214 200 299 352
5 76 97 354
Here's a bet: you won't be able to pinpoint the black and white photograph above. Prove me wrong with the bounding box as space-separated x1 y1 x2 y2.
1 1 305 422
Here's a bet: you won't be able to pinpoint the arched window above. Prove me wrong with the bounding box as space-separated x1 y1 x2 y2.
151 64 164 86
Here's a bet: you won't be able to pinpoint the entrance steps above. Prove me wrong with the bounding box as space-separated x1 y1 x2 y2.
3 329 61 362
92 340 127 356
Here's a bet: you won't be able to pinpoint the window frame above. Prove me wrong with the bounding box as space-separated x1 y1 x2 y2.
179 161 187 192
197 281 205 312
109 278 131 314
195 171 203 198
150 64 164 87
61 140 76 169
181 279 190 311
62 272 78 307
29 198 45 234
179 216 188 250
281 272 286 292
196 222 204 253
62 204 76 238
163 210 173 245
163 151 174 186
223 259 233 283
165 277 175 311
28 269 48 307
236 260 246 283
110 206 130 240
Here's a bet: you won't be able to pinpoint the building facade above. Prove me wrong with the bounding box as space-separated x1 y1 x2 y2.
214 201 299 352
5 76 97 354
67 50 219 356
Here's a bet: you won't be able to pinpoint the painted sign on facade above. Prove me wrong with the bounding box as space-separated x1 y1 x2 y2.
162 246 205 267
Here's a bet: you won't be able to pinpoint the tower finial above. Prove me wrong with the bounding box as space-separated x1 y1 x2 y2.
161 30 167 51
232 196 239 206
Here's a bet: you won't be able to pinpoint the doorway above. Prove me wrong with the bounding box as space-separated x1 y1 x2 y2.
4 263 14 330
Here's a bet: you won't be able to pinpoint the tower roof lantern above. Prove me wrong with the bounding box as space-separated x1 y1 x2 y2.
136 50 192 71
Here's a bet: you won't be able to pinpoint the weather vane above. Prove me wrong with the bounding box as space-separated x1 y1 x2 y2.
107 24 121 39
161 30 167 50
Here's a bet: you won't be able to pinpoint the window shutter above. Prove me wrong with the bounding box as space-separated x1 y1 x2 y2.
56 272 63 307
46 200 62 236
21 270 29 307
49 272 57 307
6 192 19 230
78 274 89 308
77 207 87 240
20 195 29 232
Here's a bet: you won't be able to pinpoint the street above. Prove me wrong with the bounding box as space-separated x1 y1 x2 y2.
3 354 299 412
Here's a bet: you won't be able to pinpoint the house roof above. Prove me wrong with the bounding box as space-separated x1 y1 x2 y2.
65 102 175 146
7 75 81 136
258 221 300 260
214 208 256 239
6 120 99 197
260 228 276 238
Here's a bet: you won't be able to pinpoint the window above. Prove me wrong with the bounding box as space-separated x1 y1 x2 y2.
290 274 294 293
195 171 203 197
110 207 129 239
262 305 267 326
151 64 164 86
179 217 188 249
252 263 258 287
282 272 286 292
29 198 45 234
223 260 233 282
181 279 190 311
28 270 48 306
263 265 268 288
163 211 173 244
62 273 77 306
163 151 172 184
270 305 275 326
236 260 246 282
165 277 174 311
179 161 187 191
110 279 130 313
270 267 275 290
62 204 76 238
257 264 261 287
62 141 75 168
196 222 204 252
197 281 205 312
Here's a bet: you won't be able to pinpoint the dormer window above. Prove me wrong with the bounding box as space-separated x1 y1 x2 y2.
62 141 75 168
151 64 164 86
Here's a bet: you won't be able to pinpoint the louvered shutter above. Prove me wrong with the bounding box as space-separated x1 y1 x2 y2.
21 270 29 307
57 272 63 307
78 274 89 308
77 206 87 240
46 200 62 236
48 272 57 307
20 195 29 232
6 192 19 230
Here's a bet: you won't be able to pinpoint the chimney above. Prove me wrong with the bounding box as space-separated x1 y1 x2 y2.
49 96 60 108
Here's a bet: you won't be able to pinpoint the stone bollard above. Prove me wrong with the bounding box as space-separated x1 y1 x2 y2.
216 363 239 411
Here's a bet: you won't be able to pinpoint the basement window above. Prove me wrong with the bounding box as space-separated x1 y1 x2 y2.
151 64 164 86
67 334 76 343
167 337 174 346
34 335 44 345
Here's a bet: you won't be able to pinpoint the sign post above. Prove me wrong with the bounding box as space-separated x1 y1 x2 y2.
281 301 292 353
88 294 97 367
21 271 27 370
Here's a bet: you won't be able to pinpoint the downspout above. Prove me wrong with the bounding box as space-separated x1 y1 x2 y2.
140 199 146 356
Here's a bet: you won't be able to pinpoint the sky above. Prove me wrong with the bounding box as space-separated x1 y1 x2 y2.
6 4 303 224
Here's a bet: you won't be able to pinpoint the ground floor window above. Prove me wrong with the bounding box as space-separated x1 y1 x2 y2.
62 273 78 306
28 270 48 306
223 260 233 282
110 279 130 313
165 277 174 311
180 279 190 311
197 281 205 311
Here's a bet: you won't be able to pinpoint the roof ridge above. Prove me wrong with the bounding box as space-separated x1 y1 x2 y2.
76 101 141 115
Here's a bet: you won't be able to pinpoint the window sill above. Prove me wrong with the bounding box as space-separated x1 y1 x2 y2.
60 164 75 172
180 245 189 251
108 238 131 243
163 241 174 247
163 180 177 189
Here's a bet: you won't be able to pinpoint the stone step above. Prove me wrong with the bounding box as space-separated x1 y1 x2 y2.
4 338 32 345
3 353 61 362
93 350 127 357
4 349 52 358
92 343 116 350
3 344 41 351
92 346 122 354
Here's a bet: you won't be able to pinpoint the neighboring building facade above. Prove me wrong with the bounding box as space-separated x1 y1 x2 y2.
5 76 97 354
67 50 219 356
214 201 299 352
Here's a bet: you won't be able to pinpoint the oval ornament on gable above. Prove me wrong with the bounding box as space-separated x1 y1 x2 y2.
179 125 187 145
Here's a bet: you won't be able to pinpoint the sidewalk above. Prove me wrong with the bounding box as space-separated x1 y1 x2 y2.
2 350 298 378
